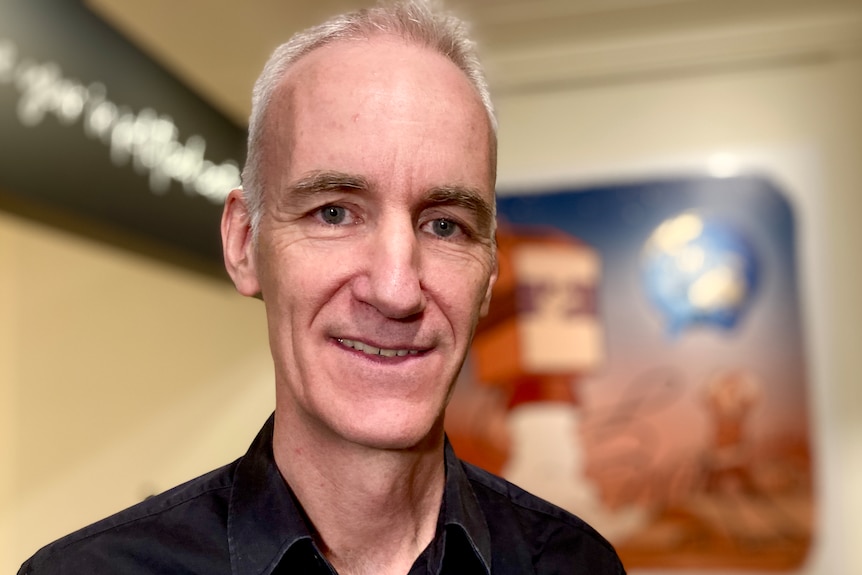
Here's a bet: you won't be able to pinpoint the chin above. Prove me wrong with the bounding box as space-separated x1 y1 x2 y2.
336 408 446 453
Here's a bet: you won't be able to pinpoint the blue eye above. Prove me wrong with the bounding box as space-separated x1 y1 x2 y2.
320 205 347 225
430 218 459 238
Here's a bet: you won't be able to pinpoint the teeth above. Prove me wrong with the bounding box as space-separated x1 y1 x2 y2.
362 343 380 355
338 338 419 357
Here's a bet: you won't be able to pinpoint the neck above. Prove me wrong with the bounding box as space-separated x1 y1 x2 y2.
272 410 447 575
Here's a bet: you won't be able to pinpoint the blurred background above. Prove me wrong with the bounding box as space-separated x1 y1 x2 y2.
1 0 860 572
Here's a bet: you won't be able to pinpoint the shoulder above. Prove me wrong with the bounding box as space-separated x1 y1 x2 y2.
19 460 238 575
461 460 626 574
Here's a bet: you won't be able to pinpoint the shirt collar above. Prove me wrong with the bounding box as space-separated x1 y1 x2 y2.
441 439 492 574
227 415 492 575
228 415 313 575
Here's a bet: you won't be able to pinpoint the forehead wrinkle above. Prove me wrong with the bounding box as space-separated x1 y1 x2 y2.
424 186 495 238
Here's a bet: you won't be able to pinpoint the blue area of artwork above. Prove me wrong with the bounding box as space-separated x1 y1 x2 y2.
496 175 796 340
640 212 760 336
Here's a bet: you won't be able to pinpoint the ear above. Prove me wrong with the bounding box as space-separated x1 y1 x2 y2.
221 188 261 297
479 254 498 318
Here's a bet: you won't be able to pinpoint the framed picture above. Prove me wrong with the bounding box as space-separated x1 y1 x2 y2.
446 173 814 571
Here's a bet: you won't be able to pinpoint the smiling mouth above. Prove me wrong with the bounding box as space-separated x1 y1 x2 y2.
337 338 422 358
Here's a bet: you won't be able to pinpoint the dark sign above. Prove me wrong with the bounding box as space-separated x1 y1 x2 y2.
0 0 246 269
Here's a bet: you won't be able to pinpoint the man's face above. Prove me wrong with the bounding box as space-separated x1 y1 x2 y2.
228 36 497 450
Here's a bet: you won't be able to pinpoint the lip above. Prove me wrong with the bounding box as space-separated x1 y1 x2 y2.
334 337 429 359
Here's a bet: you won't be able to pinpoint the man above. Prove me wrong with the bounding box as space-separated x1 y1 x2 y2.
20 1 625 573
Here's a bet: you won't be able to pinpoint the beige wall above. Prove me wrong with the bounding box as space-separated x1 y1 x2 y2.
3 13 861 575
0 212 275 571
1 212 21 571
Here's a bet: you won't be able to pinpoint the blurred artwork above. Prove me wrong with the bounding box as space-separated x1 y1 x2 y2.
445 176 813 571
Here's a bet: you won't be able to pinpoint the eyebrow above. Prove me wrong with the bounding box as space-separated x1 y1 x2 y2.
282 170 370 202
424 186 495 238
273 170 370 216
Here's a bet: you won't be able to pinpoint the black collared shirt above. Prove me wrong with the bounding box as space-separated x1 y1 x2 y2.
20 416 625 574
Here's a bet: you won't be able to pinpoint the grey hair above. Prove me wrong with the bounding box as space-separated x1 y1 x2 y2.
240 0 497 236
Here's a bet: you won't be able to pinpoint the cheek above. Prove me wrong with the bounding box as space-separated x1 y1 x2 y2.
257 244 313 331
259 235 325 291
427 260 494 334
259 240 358 323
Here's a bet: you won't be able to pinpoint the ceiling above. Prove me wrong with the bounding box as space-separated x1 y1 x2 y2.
85 0 862 127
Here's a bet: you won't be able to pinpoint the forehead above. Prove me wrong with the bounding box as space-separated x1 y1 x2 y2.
262 35 495 195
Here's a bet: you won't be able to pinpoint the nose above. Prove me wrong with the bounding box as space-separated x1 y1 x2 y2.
354 215 426 319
